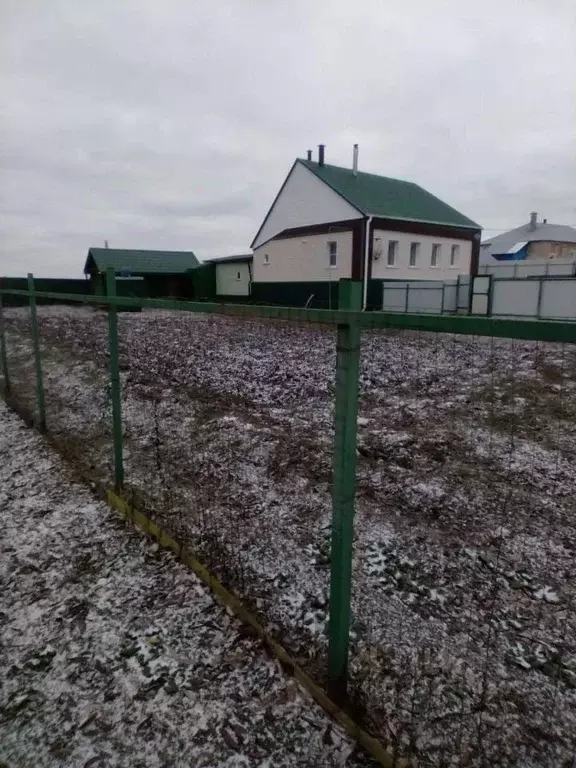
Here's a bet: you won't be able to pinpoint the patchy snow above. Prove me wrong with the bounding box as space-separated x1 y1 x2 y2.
0 402 373 768
2 306 576 766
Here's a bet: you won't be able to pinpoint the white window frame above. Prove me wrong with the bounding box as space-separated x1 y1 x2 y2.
430 243 441 268
387 240 398 267
409 242 420 268
263 253 270 265
450 244 460 267
327 240 338 268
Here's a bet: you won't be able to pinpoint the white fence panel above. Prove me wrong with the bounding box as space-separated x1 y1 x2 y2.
382 284 408 312
379 275 576 320
491 279 541 317
457 276 470 311
444 283 458 312
540 280 576 320
407 283 444 314
480 261 576 278
381 281 458 314
470 276 491 316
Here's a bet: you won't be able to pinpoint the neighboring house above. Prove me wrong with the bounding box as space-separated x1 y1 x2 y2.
84 248 199 298
481 213 576 265
250 145 481 308
203 254 253 298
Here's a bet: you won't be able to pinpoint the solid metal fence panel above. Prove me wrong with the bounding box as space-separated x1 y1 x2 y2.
442 281 458 313
480 260 576 279
382 283 408 313
456 275 471 312
492 279 543 317
539 279 576 321
381 281 459 315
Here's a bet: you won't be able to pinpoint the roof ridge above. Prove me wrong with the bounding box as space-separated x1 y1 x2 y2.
299 158 480 229
300 158 414 186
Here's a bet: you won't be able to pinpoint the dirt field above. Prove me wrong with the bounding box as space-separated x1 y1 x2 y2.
2 305 576 767
0 401 371 768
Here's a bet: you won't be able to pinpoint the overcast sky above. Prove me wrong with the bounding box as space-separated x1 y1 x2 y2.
1 0 575 276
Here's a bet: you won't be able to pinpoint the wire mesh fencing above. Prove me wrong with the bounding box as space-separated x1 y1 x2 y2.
117 307 338 677
0 297 112 485
1 276 575 767
0 300 36 424
36 305 112 485
350 327 576 766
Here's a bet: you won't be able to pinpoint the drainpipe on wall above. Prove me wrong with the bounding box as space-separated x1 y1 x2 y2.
362 216 373 310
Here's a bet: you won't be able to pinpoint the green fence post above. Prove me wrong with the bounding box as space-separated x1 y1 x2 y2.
106 267 124 490
0 291 10 397
328 279 362 698
405 282 410 313
27 274 46 432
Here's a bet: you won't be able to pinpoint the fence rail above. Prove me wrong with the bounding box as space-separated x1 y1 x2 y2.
2 284 576 341
1 271 575 766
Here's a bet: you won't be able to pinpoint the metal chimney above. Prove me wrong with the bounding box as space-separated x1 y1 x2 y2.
306 149 312 161
529 212 538 230
318 144 325 167
353 144 358 176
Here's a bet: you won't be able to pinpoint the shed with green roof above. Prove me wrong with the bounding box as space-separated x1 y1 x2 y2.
84 248 199 299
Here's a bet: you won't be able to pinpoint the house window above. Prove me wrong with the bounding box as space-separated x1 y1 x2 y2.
236 271 241 281
263 253 270 265
327 240 338 267
409 242 420 267
431 243 441 267
387 240 398 266
450 244 460 266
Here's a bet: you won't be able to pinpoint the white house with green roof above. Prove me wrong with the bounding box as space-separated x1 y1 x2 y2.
250 145 482 309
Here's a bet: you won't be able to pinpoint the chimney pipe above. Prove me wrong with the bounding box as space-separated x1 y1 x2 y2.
318 144 325 167
529 212 537 230
353 144 358 176
306 149 312 161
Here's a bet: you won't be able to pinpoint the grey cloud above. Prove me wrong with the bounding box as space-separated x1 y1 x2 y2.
1 0 575 276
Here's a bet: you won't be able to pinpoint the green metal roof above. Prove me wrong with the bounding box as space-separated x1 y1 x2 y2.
300 159 480 229
85 248 199 275
204 253 253 264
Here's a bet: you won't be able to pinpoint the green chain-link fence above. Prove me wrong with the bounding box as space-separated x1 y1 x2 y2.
1 271 575 767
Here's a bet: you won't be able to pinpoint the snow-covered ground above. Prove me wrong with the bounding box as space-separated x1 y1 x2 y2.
0 401 371 768
2 306 576 766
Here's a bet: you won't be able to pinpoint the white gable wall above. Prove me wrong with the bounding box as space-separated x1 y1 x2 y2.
252 161 361 249
215 262 251 296
371 229 472 280
253 231 353 282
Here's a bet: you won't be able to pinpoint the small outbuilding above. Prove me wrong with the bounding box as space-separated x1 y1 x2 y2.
203 254 253 298
84 248 199 299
